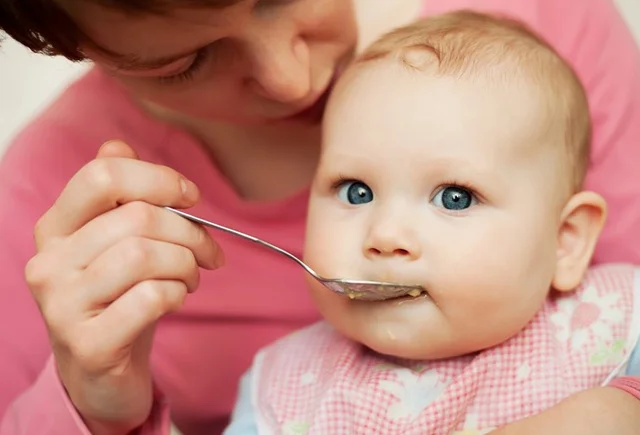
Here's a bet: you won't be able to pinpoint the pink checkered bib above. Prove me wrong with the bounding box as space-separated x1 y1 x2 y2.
251 265 640 435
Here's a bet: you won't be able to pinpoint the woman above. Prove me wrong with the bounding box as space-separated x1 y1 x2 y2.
0 0 639 434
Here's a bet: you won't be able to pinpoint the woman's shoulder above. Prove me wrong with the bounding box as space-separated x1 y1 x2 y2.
426 0 639 164
0 68 171 198
425 0 626 46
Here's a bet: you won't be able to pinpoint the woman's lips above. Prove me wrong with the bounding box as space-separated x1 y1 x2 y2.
287 86 332 123
285 72 339 123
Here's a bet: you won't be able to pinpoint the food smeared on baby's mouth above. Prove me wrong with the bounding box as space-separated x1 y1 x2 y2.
345 286 426 300
407 288 422 297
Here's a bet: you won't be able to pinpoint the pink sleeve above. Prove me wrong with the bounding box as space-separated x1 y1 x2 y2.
2 357 170 434
608 376 640 400
536 0 640 264
0 120 171 434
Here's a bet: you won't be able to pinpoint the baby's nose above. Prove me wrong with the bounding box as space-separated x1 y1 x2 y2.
363 222 421 261
367 246 412 258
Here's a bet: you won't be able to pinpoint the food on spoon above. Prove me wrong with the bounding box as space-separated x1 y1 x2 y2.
347 290 367 300
345 285 423 300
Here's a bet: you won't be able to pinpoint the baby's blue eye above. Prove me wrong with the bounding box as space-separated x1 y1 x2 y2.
337 181 374 205
432 186 475 211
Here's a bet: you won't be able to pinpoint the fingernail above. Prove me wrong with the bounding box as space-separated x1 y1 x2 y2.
180 177 198 201
99 140 120 154
180 177 189 195
213 249 226 269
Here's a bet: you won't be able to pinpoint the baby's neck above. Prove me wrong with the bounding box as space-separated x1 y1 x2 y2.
364 346 480 370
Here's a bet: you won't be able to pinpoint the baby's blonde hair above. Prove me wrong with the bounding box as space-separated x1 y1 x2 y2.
357 10 591 192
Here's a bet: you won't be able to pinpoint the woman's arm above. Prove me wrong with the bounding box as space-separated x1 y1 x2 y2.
488 387 640 435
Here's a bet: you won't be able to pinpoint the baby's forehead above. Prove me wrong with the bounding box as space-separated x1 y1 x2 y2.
322 60 569 188
327 60 553 152
322 11 588 193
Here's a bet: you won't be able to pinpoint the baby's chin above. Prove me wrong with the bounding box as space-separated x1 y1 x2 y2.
323 294 470 360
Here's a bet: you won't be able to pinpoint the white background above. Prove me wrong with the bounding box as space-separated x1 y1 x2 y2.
0 0 638 154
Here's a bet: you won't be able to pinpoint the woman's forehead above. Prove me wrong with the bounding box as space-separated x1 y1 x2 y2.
60 0 245 14
65 0 252 66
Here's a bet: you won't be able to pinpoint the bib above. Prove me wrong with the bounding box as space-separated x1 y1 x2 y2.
252 264 640 435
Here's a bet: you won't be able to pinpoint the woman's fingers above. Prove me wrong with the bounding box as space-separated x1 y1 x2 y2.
35 157 199 249
65 201 223 270
78 237 202 308
96 279 189 351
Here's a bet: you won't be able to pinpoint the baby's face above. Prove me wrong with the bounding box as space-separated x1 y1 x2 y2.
304 60 570 360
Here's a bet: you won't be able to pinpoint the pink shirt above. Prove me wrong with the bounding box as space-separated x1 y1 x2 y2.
1 0 639 434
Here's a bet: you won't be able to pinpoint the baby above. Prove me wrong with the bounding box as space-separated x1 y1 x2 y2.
223 10 640 435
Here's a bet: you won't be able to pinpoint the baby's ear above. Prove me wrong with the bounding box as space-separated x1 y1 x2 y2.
553 191 607 292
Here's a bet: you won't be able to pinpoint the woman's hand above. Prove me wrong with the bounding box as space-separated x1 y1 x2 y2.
489 387 640 435
24 141 223 435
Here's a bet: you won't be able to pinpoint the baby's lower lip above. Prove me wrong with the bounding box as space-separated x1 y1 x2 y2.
398 292 430 301
392 289 429 301
349 288 429 303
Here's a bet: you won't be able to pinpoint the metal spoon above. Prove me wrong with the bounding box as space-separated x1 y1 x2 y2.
164 207 425 302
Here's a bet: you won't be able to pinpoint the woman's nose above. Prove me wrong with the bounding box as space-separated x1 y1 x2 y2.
247 36 311 104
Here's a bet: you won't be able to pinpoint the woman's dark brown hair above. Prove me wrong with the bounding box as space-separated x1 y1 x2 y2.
0 0 239 61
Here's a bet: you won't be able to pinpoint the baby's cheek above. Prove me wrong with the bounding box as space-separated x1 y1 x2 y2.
305 226 360 280
438 279 524 345
304 219 335 265
304 238 342 278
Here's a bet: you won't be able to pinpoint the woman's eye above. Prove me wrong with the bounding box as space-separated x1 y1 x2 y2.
337 181 374 205
157 48 210 85
258 0 298 6
432 186 476 211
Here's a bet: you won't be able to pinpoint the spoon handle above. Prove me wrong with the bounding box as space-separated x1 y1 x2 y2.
164 207 318 277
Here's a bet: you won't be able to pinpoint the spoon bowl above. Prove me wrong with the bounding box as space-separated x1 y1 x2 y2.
165 207 425 302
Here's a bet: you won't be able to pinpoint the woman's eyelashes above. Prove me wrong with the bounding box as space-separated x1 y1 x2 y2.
157 47 211 85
